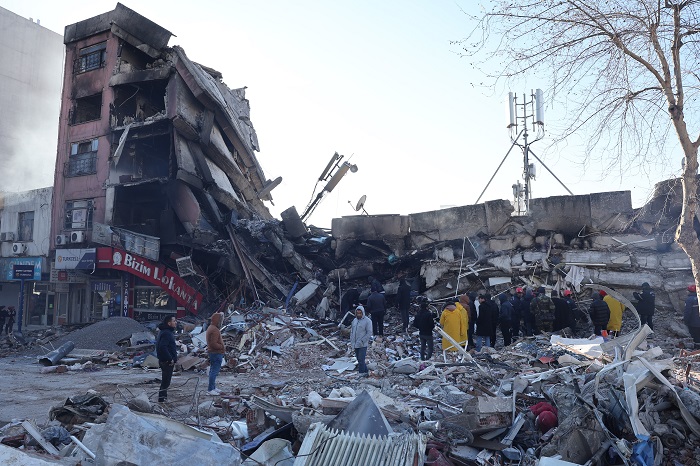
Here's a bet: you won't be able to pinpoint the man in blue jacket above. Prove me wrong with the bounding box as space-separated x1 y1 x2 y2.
156 315 178 402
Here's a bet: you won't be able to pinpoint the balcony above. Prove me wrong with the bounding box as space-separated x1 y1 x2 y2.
64 153 97 177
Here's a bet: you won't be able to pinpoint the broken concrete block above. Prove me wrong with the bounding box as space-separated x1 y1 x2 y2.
487 255 511 273
435 247 454 262
488 237 516 252
306 391 323 409
421 262 450 288
486 277 511 287
391 359 419 374
523 251 547 263
293 280 320 306
517 234 535 248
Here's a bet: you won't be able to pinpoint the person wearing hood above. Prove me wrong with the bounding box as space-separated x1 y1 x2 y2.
684 285 700 349
633 282 656 330
589 293 610 336
206 312 226 395
454 295 470 347
498 294 514 347
602 290 625 338
440 301 463 351
156 315 178 402
350 305 372 376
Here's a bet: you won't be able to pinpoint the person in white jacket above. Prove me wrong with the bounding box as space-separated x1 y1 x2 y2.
350 305 372 377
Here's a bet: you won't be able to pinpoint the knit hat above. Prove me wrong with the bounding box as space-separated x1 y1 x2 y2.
642 282 651 289
689 285 697 293
515 287 524 293
599 290 607 297
563 290 572 297
537 286 546 294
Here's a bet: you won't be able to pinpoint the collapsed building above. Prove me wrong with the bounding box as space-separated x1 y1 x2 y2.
49 3 292 323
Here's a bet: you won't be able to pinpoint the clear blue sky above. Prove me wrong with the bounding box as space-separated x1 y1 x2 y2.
0 0 680 227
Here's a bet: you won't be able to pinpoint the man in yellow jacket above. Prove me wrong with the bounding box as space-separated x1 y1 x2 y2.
454 295 470 348
440 302 463 351
602 290 625 337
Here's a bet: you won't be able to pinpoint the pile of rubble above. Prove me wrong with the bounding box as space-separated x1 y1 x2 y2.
1 293 699 465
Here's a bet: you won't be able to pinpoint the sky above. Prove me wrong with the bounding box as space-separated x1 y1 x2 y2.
0 0 684 229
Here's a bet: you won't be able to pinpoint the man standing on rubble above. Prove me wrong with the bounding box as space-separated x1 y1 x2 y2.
551 291 571 332
530 287 555 333
205 312 226 395
498 294 514 347
684 285 700 350
602 290 625 338
397 276 412 333
475 295 495 350
156 315 178 402
589 292 610 336
510 288 524 341
633 282 656 331
350 305 372 376
562 290 578 332
366 284 387 337
412 297 436 360
522 287 535 336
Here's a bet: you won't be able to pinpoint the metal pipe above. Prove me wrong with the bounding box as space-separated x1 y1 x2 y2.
38 341 75 366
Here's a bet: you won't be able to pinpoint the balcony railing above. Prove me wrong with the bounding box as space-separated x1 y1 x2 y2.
73 50 106 74
64 153 97 177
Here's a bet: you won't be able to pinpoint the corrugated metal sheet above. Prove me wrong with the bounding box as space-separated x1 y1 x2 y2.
294 423 426 466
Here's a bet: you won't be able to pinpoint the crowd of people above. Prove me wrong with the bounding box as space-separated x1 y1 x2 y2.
344 277 676 374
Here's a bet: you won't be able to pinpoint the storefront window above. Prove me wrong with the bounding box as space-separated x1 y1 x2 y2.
91 281 120 320
133 278 176 321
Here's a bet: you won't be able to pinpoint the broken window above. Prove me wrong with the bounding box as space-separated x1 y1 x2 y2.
18 211 34 241
73 42 107 74
64 199 94 230
65 139 98 177
71 93 102 125
111 81 167 127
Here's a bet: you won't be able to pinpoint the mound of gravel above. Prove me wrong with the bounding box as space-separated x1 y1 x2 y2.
35 317 151 354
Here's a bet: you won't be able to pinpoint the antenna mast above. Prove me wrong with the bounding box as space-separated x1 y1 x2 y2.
508 89 544 215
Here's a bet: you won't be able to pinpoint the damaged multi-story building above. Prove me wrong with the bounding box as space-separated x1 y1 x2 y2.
50 3 284 323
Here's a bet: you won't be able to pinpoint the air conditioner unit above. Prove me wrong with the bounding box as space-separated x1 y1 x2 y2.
70 231 85 243
55 234 69 246
11 243 26 255
0 232 15 242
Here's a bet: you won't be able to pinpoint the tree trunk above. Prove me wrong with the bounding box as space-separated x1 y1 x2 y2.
673 119 700 302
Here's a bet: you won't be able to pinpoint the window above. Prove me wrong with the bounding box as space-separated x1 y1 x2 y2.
71 93 102 124
65 139 98 177
64 200 94 230
73 42 106 74
18 211 34 241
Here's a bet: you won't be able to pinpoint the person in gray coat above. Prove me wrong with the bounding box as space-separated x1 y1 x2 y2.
350 305 372 376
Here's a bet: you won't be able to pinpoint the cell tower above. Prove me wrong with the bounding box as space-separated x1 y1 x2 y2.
475 89 572 215
508 89 545 214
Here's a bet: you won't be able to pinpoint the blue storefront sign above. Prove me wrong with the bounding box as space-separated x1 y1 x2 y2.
0 257 42 281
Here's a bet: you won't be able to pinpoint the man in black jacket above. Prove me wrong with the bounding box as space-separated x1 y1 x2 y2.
366 288 387 336
633 282 656 330
475 295 496 350
156 315 178 402
551 291 571 331
589 293 610 336
412 298 436 360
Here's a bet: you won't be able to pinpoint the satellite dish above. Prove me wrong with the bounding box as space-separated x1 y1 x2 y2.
355 195 367 212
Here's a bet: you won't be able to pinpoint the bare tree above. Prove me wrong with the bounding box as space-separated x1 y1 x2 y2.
461 0 700 289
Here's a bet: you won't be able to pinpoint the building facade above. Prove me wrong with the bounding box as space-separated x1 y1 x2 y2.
0 188 53 328
51 3 276 323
